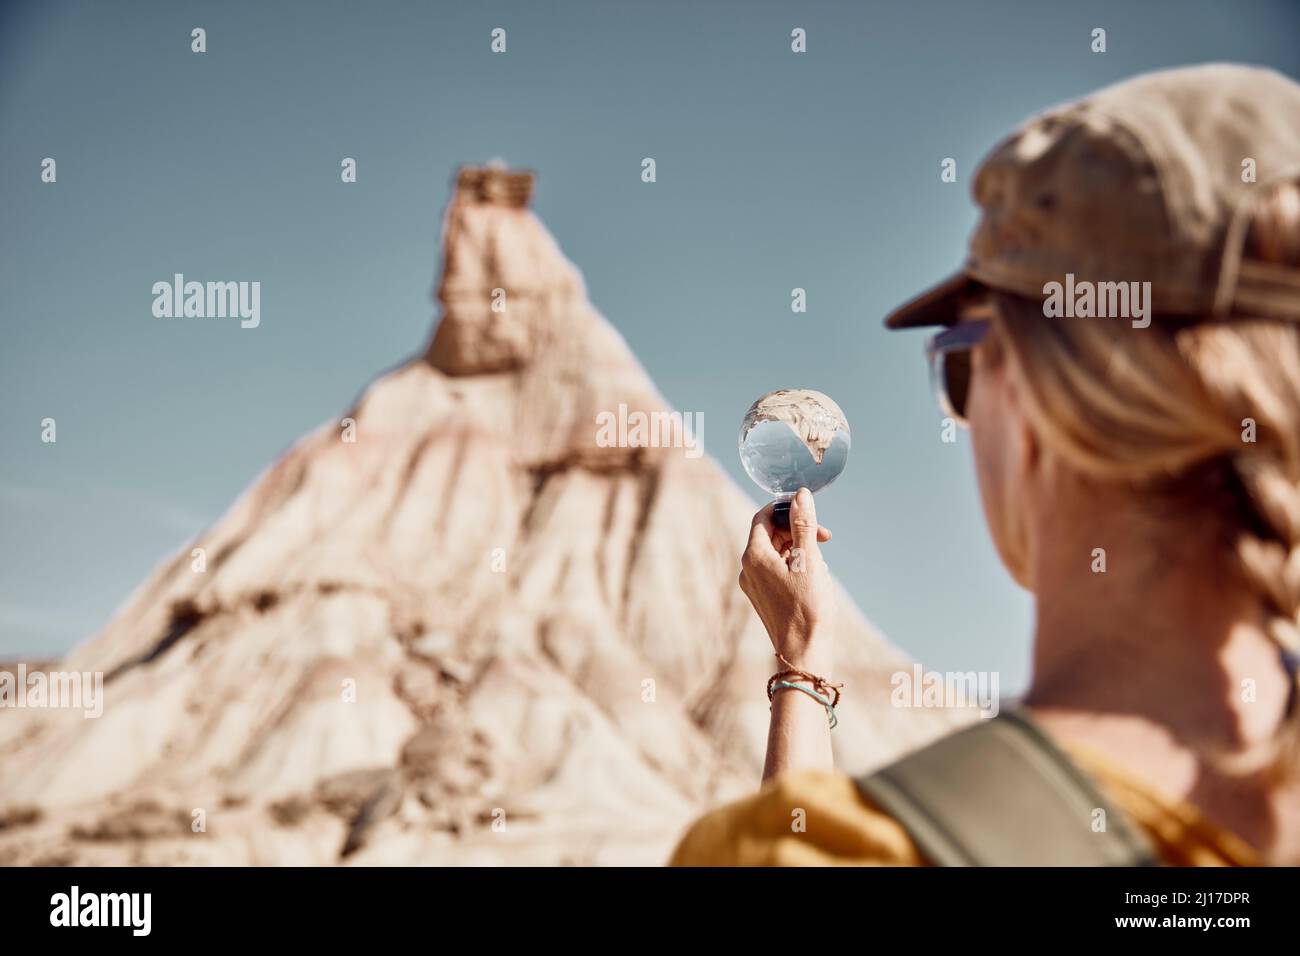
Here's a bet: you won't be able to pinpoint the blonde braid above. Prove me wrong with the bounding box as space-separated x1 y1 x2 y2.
1221 449 1300 773
1208 181 1300 738
1230 454 1300 673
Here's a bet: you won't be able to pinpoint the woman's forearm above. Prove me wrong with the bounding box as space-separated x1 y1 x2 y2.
761 640 835 783
762 684 835 782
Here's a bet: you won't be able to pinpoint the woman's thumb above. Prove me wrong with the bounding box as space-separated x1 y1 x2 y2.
788 488 820 555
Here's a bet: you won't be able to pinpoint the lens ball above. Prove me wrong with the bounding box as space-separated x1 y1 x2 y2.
738 389 851 501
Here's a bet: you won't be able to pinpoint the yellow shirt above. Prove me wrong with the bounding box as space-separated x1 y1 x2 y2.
669 741 1261 866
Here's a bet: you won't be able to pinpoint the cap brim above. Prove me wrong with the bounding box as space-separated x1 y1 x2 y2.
883 271 972 330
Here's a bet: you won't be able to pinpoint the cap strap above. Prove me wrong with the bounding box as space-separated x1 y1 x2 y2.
1214 164 1300 322
1231 259 1300 322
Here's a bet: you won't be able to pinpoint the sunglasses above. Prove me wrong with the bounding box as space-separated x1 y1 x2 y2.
925 318 990 424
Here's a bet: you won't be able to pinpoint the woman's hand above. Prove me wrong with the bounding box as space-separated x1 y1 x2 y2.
740 487 839 782
738 488 836 675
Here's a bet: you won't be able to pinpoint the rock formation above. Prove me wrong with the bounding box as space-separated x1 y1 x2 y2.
0 167 965 866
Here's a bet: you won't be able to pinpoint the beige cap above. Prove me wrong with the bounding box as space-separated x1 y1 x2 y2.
885 64 1300 329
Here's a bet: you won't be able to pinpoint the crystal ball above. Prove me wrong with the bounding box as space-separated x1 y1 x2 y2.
738 389 851 500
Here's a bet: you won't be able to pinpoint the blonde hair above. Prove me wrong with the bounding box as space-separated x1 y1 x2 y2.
989 182 1300 763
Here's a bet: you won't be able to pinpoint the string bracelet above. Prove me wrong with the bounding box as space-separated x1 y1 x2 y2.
766 651 843 707
766 652 843 729
769 680 839 729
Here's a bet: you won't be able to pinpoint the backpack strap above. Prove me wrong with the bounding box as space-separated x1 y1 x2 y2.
855 708 1159 866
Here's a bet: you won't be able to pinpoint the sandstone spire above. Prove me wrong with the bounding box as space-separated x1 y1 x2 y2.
0 167 963 865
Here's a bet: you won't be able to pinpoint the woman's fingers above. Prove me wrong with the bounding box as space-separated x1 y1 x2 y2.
747 498 832 560
745 503 786 570
747 512 776 554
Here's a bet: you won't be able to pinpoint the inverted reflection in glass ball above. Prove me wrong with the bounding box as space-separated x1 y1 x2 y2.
738 389 850 500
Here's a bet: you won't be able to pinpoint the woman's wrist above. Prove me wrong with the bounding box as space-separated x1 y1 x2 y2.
762 634 839 782
774 632 834 676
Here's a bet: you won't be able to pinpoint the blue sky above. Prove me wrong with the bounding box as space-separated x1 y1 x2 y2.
2 0 1298 693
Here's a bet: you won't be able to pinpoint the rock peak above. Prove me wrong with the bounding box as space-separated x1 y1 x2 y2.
426 165 586 376
453 165 535 208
